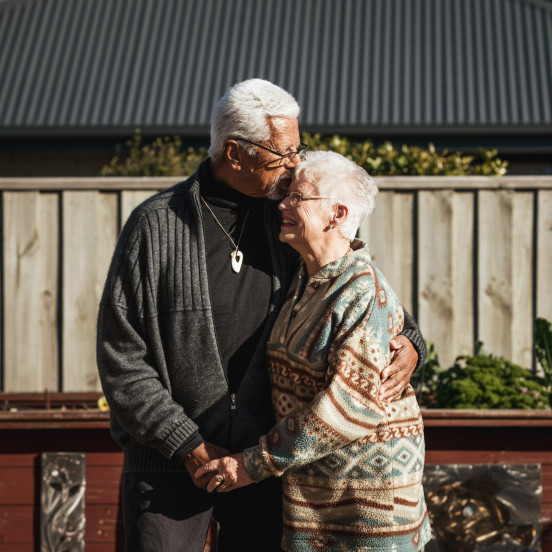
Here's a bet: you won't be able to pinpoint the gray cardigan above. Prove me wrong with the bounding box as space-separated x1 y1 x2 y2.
97 168 297 472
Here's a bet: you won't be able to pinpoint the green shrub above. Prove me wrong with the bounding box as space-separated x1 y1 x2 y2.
100 130 508 177
535 317 552 391
434 345 550 409
301 133 508 176
411 341 441 407
100 130 207 177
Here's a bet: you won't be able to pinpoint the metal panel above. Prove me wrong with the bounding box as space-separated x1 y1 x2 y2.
0 0 551 135
40 452 86 552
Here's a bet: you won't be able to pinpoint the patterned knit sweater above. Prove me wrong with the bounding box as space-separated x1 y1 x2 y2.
243 242 431 552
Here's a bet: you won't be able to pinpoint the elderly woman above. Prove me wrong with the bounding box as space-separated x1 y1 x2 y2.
196 151 431 552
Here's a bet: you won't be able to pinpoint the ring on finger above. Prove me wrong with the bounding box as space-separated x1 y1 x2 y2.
214 474 224 484
220 482 227 489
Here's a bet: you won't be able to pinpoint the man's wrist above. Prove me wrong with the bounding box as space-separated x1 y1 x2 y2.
174 431 204 463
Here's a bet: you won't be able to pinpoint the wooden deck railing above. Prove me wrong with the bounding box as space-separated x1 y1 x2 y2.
0 176 551 391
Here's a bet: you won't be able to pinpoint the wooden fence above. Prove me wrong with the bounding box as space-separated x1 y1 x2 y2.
0 176 551 391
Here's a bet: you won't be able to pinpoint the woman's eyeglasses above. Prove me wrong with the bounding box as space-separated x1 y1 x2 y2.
285 192 331 206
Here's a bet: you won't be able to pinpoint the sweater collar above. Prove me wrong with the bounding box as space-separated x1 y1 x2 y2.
198 159 263 210
304 239 371 281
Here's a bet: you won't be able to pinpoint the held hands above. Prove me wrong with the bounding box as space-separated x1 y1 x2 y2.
379 335 418 404
183 442 230 490
194 452 255 493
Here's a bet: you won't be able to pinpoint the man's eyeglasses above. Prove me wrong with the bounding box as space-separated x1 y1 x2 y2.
285 192 331 206
236 138 308 166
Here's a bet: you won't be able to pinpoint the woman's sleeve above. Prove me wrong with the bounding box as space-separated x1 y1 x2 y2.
244 286 396 481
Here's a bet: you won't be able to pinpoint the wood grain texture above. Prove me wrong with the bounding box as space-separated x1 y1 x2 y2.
359 191 414 312
3 192 59 390
418 190 453 367
0 466 35 504
478 190 513 360
2 176 552 192
120 190 157 226
0 179 549 396
537 190 552 322
3 192 41 391
417 191 475 368
62 192 118 391
450 192 475 361
39 193 60 390
0 505 33 543
511 192 534 368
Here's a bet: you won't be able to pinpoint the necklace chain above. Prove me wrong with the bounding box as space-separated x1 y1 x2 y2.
200 196 250 273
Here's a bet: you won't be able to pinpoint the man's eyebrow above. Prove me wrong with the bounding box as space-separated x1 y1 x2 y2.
272 142 301 153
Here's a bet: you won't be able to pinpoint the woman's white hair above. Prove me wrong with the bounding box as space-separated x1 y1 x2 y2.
294 150 379 241
209 79 300 161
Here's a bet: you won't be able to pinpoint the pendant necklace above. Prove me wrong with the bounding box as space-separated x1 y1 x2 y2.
200 196 250 273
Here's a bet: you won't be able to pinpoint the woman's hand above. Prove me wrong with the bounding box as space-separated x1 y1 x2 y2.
194 453 255 493
379 335 418 403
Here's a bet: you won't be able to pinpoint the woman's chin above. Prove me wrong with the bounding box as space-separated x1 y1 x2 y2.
279 229 295 244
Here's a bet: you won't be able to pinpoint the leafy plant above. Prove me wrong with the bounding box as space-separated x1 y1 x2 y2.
434 344 550 409
100 129 207 177
100 130 508 177
535 317 552 391
301 133 508 176
412 341 441 407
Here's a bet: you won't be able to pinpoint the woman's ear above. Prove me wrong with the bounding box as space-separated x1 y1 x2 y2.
333 204 349 226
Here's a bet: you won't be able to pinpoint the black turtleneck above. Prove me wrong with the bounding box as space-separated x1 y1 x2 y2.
199 161 273 392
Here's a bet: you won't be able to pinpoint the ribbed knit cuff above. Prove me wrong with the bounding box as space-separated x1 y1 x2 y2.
158 417 200 459
173 431 204 463
400 328 427 373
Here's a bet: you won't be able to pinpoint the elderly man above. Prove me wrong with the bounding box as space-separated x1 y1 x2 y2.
97 79 426 552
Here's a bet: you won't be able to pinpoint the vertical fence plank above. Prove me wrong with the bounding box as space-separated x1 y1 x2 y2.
121 191 157 227
357 193 391 274
97 193 119 301
359 191 414 312
63 192 99 391
511 192 534 368
537 190 552 322
450 192 475 362
478 190 513 359
62 192 118 391
3 192 59 390
393 192 414 312
39 193 60 391
418 191 453 368
3 192 41 390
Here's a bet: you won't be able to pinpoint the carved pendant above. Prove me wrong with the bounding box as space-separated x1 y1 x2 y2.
231 249 244 273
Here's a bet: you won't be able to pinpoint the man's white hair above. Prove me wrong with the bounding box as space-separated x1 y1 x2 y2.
294 150 379 241
209 79 300 161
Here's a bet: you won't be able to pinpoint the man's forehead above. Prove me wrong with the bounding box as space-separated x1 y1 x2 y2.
266 117 299 138
267 115 298 129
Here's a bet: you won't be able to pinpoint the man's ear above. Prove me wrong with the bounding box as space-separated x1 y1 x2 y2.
223 139 242 170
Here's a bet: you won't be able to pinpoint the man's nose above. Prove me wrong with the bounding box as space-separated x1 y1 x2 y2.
282 155 301 169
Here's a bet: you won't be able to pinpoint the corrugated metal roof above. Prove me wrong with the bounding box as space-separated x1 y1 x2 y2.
0 0 551 136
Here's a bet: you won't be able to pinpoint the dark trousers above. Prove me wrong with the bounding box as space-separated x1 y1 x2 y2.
122 472 284 552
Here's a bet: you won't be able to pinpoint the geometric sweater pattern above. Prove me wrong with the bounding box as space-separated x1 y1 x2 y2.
243 242 432 551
